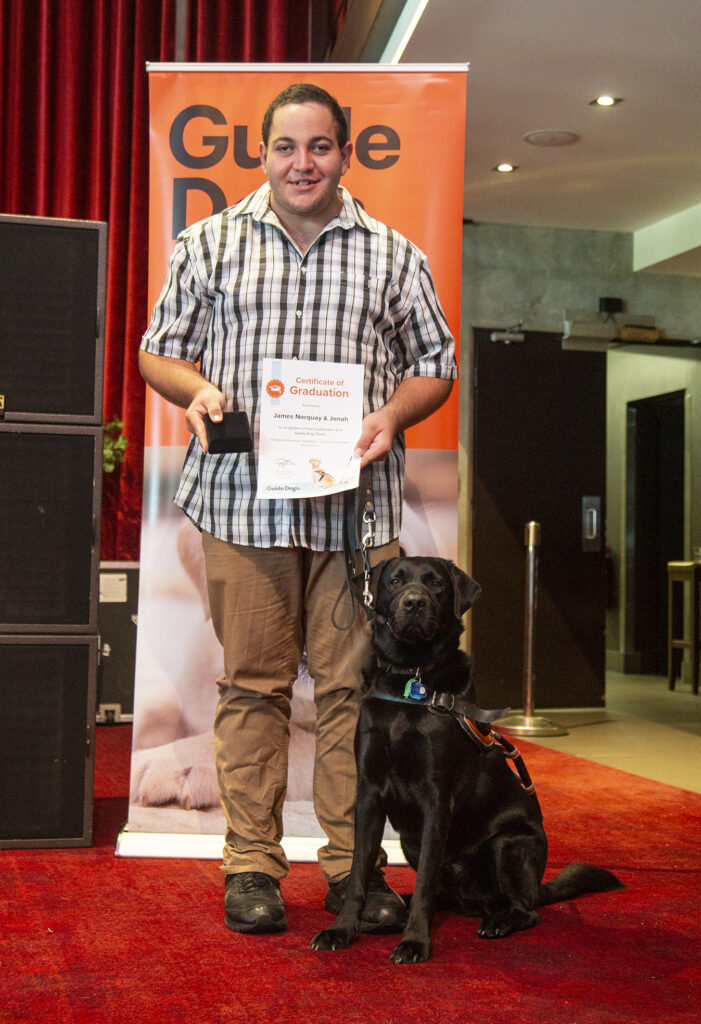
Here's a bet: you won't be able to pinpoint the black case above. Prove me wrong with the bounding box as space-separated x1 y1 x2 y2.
204 411 253 453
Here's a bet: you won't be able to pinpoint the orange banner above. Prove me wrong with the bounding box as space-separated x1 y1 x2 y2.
145 64 467 450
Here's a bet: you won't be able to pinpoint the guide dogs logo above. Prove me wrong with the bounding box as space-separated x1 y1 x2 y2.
266 379 284 398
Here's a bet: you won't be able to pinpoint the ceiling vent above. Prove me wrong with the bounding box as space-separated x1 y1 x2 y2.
523 129 579 147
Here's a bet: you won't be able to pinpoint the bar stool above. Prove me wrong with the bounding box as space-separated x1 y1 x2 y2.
667 561 701 694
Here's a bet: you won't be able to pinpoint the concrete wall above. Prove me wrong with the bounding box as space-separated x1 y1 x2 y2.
460 221 701 669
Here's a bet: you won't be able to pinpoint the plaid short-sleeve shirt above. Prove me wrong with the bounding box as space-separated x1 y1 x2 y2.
141 184 457 550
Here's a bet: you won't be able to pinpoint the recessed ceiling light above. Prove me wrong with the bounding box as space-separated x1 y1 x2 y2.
493 163 518 173
590 95 623 106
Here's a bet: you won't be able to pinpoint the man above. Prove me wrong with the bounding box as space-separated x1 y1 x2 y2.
139 84 457 935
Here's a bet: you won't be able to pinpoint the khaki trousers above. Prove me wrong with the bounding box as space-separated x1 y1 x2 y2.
202 532 399 882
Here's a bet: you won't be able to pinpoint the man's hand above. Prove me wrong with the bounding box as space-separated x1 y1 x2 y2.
354 407 400 467
138 350 226 453
185 385 227 453
354 377 453 468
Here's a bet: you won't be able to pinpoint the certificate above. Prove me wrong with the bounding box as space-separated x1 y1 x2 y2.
256 358 364 500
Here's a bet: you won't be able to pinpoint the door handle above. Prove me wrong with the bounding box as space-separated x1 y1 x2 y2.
582 496 602 552
585 507 598 540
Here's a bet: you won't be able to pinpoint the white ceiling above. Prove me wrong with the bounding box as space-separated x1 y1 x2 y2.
398 0 701 275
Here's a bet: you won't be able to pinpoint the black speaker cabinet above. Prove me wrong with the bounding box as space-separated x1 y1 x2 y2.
0 213 106 424
0 424 102 632
0 635 97 848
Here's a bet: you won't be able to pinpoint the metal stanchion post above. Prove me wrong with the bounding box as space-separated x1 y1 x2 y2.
495 521 568 737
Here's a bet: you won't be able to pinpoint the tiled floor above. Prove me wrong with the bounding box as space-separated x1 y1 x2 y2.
517 671 701 794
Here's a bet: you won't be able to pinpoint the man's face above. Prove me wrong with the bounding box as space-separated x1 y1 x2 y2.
259 102 352 226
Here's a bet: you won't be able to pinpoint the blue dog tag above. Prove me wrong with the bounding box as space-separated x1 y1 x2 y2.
404 677 428 701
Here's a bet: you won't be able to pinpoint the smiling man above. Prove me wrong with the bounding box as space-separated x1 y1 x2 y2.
139 84 457 937
259 96 352 250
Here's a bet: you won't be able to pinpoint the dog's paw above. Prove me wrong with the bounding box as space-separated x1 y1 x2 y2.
478 917 510 939
130 733 219 809
478 909 539 938
310 927 356 951
389 937 432 964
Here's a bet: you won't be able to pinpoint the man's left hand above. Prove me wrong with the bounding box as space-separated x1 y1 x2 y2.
354 377 453 467
354 408 399 467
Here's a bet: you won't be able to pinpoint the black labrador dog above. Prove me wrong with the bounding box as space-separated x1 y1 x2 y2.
311 556 623 964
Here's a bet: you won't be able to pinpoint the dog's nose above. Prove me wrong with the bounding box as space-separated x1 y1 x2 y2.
400 590 427 613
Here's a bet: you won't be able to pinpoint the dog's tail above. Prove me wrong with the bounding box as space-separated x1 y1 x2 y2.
537 862 624 906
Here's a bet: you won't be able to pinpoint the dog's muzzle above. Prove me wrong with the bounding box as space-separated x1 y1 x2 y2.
387 587 441 641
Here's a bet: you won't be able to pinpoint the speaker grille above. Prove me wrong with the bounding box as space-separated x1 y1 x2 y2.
0 639 94 844
0 217 105 420
0 428 99 627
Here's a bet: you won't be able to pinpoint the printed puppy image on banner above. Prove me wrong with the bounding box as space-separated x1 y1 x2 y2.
124 64 467 858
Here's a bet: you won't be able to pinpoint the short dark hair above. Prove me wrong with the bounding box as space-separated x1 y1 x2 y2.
261 83 349 149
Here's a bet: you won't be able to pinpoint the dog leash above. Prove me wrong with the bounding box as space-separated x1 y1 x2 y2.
333 466 377 628
350 464 376 611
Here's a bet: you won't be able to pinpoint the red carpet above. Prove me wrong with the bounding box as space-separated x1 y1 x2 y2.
1 726 699 1024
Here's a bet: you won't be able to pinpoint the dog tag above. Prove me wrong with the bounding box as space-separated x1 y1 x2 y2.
404 677 428 701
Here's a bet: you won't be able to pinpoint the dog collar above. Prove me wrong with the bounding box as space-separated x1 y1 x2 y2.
363 681 508 724
375 661 434 701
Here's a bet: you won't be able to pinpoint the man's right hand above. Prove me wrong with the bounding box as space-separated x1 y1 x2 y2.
138 350 226 453
185 385 227 453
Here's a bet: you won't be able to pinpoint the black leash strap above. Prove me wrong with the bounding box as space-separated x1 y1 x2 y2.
364 685 507 725
491 730 538 798
427 690 507 723
334 466 376 628
344 467 375 601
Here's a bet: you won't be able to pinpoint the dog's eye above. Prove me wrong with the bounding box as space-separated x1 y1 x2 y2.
388 576 402 588
429 579 444 591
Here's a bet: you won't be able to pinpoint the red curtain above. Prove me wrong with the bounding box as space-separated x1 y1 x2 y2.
0 0 332 561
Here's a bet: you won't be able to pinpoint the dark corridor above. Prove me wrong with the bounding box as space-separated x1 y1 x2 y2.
625 390 685 674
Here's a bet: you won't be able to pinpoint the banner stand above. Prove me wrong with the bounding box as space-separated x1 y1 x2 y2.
123 63 467 860
116 829 407 863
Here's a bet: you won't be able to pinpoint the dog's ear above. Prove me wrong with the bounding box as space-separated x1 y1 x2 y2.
447 562 481 617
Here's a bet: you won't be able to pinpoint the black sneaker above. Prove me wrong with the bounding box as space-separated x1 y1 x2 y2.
325 867 407 933
224 871 287 934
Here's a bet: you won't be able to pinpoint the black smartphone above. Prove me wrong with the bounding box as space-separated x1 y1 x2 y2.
203 411 253 453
